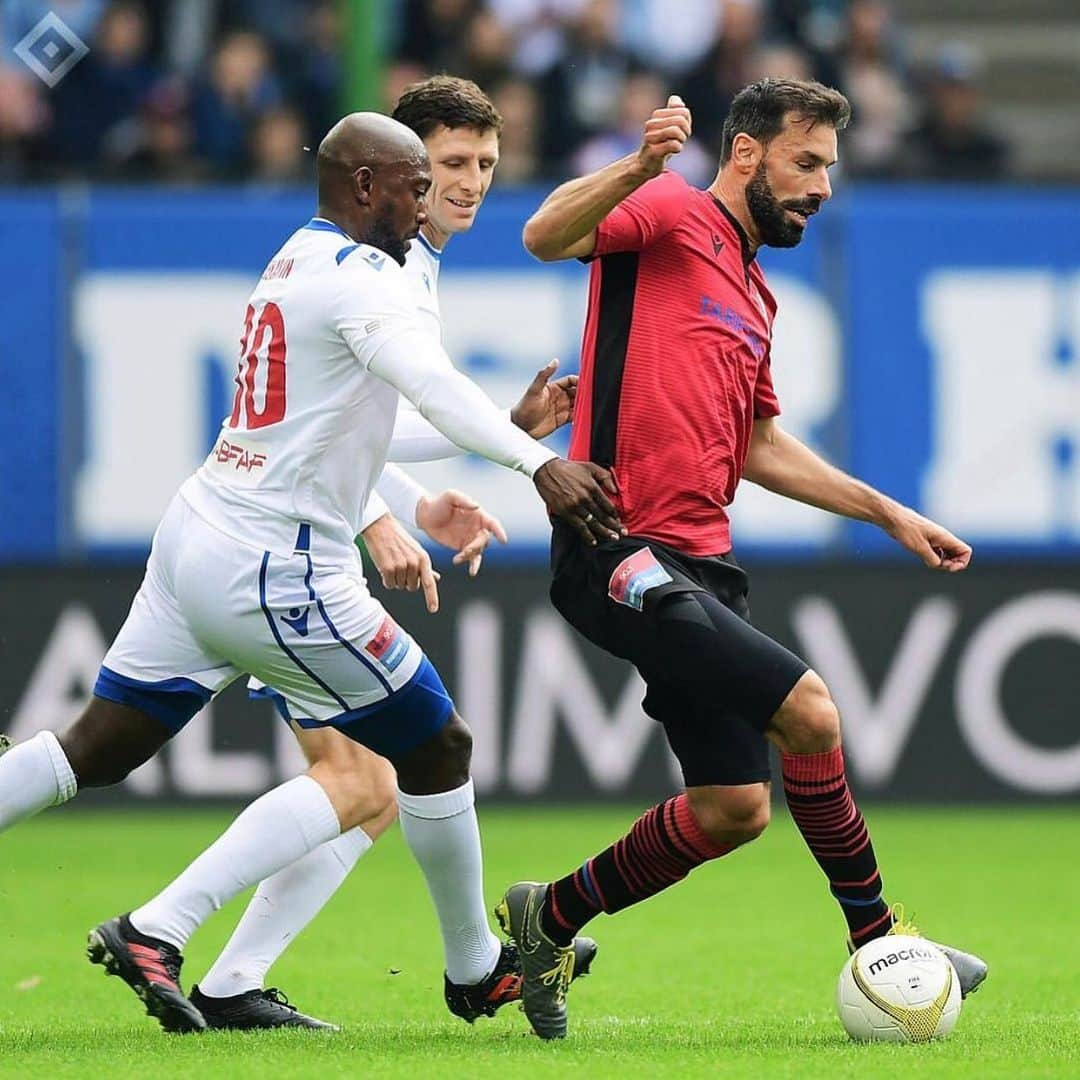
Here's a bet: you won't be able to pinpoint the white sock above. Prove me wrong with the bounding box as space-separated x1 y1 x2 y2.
197 826 373 999
0 732 78 831
396 779 501 985
130 775 340 950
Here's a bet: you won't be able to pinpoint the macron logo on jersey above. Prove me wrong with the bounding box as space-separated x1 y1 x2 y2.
334 245 387 270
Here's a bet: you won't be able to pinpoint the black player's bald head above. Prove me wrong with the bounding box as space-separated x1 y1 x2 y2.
317 112 427 206
315 112 431 264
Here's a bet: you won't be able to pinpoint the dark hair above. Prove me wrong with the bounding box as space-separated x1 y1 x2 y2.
391 75 503 140
720 79 851 164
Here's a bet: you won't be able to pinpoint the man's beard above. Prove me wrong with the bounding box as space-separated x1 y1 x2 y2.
745 160 820 249
365 211 410 266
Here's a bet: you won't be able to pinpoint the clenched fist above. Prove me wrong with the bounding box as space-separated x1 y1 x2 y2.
638 95 692 178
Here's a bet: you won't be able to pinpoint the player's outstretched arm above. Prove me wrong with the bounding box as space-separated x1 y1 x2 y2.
340 279 623 544
522 95 691 262
743 418 972 571
386 360 575 463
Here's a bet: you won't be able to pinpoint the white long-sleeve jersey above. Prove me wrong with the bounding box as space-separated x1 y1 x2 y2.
363 230 450 529
182 218 555 563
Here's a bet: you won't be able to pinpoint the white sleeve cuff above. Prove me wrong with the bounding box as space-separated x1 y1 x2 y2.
358 490 390 532
373 464 428 526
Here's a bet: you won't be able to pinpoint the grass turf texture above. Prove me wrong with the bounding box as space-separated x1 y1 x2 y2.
0 805 1076 1078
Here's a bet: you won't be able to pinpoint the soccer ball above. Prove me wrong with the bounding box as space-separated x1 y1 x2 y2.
836 935 961 1043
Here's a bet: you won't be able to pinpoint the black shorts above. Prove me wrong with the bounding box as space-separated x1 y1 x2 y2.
549 523 808 788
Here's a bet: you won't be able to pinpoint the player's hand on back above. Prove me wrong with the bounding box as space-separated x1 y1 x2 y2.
883 507 973 572
638 95 691 178
511 359 578 439
360 512 441 613
416 489 508 577
534 459 624 546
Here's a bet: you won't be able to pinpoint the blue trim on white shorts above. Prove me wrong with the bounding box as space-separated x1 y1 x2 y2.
304 552 394 696
254 658 453 759
93 665 212 734
258 551 350 711
249 681 293 722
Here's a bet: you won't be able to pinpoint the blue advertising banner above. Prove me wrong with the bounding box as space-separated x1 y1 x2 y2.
1 184 1078 564
0 191 62 559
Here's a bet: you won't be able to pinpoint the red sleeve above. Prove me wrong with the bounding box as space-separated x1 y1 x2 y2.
593 171 691 256
753 355 781 419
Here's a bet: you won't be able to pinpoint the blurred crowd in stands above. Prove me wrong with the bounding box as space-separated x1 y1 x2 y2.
0 0 1012 185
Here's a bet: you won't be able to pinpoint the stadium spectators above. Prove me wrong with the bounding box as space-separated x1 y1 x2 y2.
534 0 635 170
0 65 48 181
107 76 207 182
573 69 714 186
902 43 1010 181
0 0 1026 186
248 104 311 183
193 30 282 177
831 0 910 177
47 0 158 174
489 75 544 182
681 0 766 157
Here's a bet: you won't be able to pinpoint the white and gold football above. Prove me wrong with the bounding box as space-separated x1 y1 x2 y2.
837 934 961 1042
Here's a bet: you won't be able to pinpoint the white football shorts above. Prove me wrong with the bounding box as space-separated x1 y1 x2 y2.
95 494 452 756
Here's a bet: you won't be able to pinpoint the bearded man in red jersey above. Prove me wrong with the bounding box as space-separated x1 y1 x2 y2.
495 78 988 1040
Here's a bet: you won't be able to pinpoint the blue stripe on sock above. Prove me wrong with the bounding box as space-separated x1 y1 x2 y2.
831 889 883 907
579 861 602 908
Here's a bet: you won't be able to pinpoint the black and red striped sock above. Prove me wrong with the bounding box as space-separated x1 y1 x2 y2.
540 794 733 946
781 746 891 946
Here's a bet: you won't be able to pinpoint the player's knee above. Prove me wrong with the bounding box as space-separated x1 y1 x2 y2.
687 786 770 848
64 734 148 787
430 714 472 770
773 671 840 754
391 713 473 793
348 757 398 836
364 795 399 841
58 699 168 788
309 747 398 832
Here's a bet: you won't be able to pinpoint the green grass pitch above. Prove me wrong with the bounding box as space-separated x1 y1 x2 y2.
1 804 1077 1078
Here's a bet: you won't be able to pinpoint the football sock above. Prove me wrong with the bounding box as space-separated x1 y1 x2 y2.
781 747 891 945
541 794 733 946
130 775 340 951
0 731 77 831
197 826 374 999
395 779 501 985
